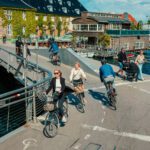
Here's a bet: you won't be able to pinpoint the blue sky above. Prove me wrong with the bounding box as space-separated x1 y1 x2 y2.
79 0 150 21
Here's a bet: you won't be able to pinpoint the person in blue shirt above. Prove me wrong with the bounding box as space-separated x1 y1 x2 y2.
99 59 116 92
49 39 60 63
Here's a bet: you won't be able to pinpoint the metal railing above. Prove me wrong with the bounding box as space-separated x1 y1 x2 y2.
0 46 52 137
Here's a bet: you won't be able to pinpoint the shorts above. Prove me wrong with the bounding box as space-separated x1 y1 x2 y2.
118 62 123 69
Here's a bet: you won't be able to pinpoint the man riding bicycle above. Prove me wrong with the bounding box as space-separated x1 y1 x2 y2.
99 59 116 94
49 39 60 64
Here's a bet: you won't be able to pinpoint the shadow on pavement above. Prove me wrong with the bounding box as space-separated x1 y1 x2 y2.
88 89 110 107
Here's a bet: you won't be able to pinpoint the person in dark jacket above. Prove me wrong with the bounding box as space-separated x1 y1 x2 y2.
46 69 66 121
117 48 127 78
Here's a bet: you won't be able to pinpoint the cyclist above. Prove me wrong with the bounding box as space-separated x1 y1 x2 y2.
46 69 67 122
70 62 87 103
99 59 116 93
49 39 60 64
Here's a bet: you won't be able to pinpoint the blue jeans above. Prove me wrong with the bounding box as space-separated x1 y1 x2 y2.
138 64 143 80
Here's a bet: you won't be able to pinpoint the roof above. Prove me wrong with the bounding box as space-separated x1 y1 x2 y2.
89 16 130 24
23 0 87 16
0 0 34 10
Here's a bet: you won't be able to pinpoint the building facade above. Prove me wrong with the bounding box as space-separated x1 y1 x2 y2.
72 12 131 44
0 0 86 38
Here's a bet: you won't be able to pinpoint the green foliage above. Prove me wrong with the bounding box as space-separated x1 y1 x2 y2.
72 32 77 48
136 20 143 30
56 17 62 37
11 10 23 38
147 20 150 25
130 23 137 30
62 17 69 33
36 14 43 29
98 33 111 48
0 8 8 27
46 15 54 35
25 11 36 37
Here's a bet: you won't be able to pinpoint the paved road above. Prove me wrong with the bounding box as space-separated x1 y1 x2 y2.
0 43 150 150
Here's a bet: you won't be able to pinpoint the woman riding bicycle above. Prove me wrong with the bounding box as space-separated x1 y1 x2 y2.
70 62 87 103
46 69 66 122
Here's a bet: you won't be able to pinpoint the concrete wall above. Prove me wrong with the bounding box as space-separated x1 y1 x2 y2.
59 48 98 76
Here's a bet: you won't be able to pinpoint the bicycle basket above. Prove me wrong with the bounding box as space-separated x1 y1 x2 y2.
74 85 84 94
43 102 55 111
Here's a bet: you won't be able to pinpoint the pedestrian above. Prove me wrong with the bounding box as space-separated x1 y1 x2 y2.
116 48 127 79
15 37 23 61
70 62 87 103
135 50 145 80
2 34 7 44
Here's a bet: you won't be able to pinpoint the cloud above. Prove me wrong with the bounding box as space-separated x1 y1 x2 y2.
80 0 149 21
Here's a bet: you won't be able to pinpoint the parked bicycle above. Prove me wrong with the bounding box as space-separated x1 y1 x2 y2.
106 81 117 110
43 93 68 138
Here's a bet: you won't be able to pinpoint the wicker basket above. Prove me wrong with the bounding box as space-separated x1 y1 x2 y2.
43 102 55 111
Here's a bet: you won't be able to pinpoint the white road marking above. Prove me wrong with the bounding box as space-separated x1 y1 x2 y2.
84 134 91 140
101 118 104 124
73 143 81 149
82 124 150 142
22 138 37 150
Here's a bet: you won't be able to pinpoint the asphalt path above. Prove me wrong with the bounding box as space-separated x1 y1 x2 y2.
0 43 150 150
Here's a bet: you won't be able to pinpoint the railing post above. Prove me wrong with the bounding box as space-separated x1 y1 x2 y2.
33 87 37 123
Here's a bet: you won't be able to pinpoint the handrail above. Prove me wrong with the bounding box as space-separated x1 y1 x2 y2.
0 47 52 99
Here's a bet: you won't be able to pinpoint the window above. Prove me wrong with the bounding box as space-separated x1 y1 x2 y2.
89 25 97 31
67 1 71 7
35 16 39 20
22 11 26 20
123 43 129 50
5 10 12 20
7 24 12 35
112 24 121 30
47 5 53 12
75 9 80 15
62 7 67 13
43 16 47 21
58 0 62 5
134 42 144 49
22 27 26 35
49 0 53 4
81 25 88 31
73 24 80 31
98 24 103 31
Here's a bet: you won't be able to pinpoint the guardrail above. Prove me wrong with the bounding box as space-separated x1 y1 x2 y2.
0 47 52 137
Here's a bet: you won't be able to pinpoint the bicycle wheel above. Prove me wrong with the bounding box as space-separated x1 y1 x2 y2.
110 95 117 110
76 93 85 113
44 112 59 138
62 99 69 123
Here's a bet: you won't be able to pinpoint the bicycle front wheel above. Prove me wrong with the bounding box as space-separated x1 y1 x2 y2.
76 93 85 113
44 112 59 138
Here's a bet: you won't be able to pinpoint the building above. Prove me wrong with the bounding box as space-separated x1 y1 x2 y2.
72 11 131 44
107 30 150 51
0 0 87 38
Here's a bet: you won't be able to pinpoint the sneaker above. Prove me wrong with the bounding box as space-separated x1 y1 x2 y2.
62 116 67 123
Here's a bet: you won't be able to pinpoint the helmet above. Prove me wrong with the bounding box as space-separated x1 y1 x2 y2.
101 59 107 65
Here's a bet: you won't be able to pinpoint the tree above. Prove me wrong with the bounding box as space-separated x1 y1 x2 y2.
0 8 8 28
98 33 111 49
56 17 62 37
136 20 143 30
147 19 150 25
62 17 69 34
130 22 137 30
46 15 54 35
25 11 36 37
11 10 23 38
71 32 77 48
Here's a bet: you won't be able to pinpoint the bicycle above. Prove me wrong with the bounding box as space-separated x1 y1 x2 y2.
73 81 86 113
105 81 117 110
49 52 61 66
43 93 68 138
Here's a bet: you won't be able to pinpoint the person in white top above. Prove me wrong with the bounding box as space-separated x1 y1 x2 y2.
135 50 145 80
70 62 87 102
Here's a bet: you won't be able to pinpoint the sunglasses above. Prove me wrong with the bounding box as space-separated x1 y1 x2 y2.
54 72 59 75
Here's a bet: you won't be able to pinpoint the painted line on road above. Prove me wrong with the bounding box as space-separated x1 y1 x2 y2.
128 85 150 94
101 118 104 124
84 134 91 140
73 143 81 150
82 124 150 142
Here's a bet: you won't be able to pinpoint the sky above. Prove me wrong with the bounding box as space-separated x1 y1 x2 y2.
79 0 150 22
